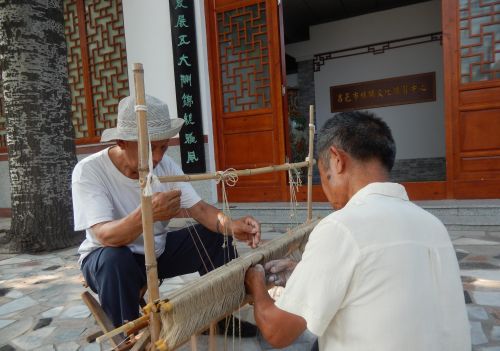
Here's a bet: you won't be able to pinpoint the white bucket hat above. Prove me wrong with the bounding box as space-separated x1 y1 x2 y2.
101 95 184 142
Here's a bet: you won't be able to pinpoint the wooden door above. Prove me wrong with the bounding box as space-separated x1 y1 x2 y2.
442 0 500 198
205 0 287 201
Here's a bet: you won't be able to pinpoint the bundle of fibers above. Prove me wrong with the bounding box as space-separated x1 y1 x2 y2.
158 219 320 349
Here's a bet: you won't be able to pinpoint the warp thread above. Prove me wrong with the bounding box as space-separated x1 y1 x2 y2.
158 219 319 349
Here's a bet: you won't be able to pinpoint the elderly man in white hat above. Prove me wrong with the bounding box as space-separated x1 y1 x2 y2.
72 95 260 334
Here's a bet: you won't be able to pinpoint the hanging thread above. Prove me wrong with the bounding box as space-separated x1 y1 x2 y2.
135 104 159 197
288 167 302 230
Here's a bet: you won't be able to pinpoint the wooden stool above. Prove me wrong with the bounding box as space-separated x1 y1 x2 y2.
80 276 149 350
80 277 207 350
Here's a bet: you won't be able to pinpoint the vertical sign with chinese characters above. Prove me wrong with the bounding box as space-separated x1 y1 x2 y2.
169 0 206 173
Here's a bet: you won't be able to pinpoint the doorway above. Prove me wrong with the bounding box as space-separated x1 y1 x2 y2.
282 0 447 201
204 0 288 202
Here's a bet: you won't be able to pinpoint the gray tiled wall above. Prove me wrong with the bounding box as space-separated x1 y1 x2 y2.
390 157 446 182
297 60 315 121
310 157 446 184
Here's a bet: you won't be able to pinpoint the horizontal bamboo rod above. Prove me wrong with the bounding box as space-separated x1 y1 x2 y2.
158 160 314 183
96 314 149 344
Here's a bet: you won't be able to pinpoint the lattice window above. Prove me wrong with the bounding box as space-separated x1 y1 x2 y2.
459 0 500 83
64 0 88 139
217 3 271 113
64 0 129 141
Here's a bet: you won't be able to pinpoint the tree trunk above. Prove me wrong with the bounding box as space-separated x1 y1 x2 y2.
0 0 81 252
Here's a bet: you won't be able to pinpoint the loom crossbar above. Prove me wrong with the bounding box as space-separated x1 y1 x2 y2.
157 160 314 183
158 219 320 350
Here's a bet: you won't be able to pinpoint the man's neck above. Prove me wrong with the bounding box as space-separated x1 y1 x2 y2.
108 146 139 179
347 161 390 199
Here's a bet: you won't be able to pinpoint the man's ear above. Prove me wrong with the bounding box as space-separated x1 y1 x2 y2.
329 146 346 174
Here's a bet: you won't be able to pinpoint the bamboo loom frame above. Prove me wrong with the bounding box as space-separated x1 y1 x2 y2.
135 64 162 343
97 63 317 350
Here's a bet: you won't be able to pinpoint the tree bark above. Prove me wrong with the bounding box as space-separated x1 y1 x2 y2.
0 0 81 252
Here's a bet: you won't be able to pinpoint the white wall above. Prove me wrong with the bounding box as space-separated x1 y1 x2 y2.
122 0 217 203
122 0 175 112
286 1 442 61
287 0 445 160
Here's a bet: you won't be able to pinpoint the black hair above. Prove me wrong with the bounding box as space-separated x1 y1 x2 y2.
316 111 396 172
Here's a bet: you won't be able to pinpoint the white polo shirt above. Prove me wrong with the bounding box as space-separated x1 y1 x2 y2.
276 182 470 351
72 147 201 265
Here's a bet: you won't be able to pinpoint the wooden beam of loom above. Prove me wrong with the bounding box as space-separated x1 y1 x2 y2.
134 63 162 341
156 160 314 183
158 219 320 350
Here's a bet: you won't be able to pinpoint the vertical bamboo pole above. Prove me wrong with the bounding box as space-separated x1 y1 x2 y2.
208 322 217 351
306 105 315 222
133 63 162 342
190 335 198 351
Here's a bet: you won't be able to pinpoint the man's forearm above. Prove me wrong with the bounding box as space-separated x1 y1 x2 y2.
252 285 307 348
189 200 226 234
91 207 143 247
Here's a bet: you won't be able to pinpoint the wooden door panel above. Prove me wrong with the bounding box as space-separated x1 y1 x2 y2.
443 0 500 198
453 179 500 198
206 0 286 201
461 156 500 173
222 113 274 133
459 109 500 152
224 131 278 166
224 184 286 201
460 87 500 107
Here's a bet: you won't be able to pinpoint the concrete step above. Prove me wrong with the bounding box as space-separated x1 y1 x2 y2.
415 200 500 227
217 200 500 233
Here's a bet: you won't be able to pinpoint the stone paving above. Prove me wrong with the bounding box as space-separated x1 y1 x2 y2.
0 216 499 350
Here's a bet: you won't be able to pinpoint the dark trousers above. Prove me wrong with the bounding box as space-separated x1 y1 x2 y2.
311 340 319 351
81 225 236 327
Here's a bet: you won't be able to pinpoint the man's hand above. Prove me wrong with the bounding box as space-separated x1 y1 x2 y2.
246 263 307 348
152 190 181 221
264 259 297 287
245 264 266 297
227 215 261 248
187 201 261 248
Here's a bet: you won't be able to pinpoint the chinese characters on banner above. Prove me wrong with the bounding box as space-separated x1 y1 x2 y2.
169 0 206 173
330 72 436 112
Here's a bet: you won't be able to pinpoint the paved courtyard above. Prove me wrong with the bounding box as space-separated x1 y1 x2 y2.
0 216 499 350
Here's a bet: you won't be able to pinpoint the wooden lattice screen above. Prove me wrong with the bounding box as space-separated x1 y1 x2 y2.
459 0 500 83
0 0 129 154
217 2 271 113
64 0 129 143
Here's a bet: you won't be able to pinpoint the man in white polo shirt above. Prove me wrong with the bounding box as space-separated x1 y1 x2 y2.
245 111 470 350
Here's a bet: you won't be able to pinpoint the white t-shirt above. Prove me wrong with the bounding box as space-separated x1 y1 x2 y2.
72 147 201 265
276 182 470 351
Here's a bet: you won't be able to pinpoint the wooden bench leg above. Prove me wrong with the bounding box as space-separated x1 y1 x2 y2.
190 335 198 351
208 322 217 351
81 291 126 348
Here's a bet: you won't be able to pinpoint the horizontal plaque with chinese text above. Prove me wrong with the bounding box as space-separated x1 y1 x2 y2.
330 72 436 112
